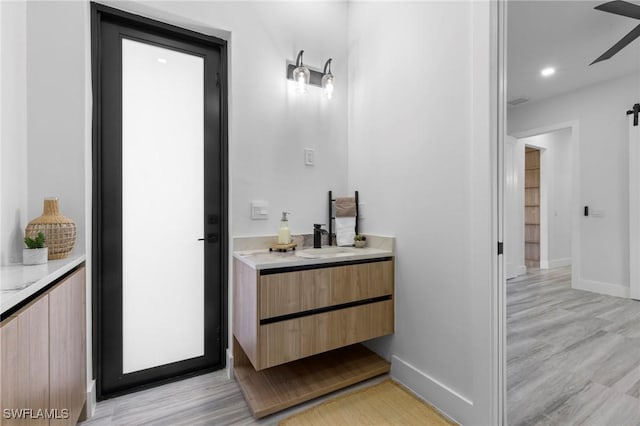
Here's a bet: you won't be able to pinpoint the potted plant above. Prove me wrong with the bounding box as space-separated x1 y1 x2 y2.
354 234 367 248
23 232 48 265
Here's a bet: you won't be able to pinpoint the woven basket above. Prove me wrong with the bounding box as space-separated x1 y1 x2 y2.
25 197 76 260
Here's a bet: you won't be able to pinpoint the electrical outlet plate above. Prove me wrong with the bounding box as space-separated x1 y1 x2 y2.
251 201 268 220
304 148 315 166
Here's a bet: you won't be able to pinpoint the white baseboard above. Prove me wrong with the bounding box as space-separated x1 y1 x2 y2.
82 380 96 420
391 354 471 425
573 278 629 298
506 264 527 279
548 258 571 268
226 348 234 380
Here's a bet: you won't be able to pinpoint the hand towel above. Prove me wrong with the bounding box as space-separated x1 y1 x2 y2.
335 197 357 217
336 217 356 246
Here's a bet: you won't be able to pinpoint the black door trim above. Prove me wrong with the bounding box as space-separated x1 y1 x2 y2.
91 2 228 400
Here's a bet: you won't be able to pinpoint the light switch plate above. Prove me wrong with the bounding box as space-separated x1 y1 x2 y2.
251 201 269 220
304 148 315 166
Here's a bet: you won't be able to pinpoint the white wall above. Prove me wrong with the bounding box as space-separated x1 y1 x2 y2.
119 0 350 237
517 128 572 269
347 2 494 424
509 73 640 296
0 1 87 265
26 1 88 253
0 0 28 265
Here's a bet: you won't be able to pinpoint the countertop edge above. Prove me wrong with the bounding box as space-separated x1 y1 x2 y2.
233 250 394 271
1 254 86 318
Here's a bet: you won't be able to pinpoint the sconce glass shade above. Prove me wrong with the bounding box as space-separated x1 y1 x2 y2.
322 58 335 99
293 50 310 94
322 74 335 99
293 66 310 94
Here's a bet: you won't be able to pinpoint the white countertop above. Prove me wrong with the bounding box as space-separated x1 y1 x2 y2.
233 245 394 270
233 235 395 270
1 253 86 317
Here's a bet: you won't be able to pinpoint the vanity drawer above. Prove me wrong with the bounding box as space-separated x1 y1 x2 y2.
257 299 393 370
259 260 394 320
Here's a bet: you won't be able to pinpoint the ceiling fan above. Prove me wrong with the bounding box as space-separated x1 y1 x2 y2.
591 0 640 65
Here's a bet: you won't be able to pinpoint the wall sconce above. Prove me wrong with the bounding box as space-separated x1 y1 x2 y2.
287 51 335 98
291 50 310 94
322 59 334 99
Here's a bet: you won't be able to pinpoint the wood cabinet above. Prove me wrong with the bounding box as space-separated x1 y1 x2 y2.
233 257 394 417
259 260 394 319
259 299 393 368
235 258 394 371
49 268 86 426
1 296 50 426
0 266 86 426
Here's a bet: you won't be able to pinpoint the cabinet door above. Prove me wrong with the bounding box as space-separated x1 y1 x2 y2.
0 296 50 426
0 316 19 426
258 299 394 369
49 268 86 425
260 260 394 319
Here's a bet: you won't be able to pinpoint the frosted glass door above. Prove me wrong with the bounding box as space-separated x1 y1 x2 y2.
121 39 204 374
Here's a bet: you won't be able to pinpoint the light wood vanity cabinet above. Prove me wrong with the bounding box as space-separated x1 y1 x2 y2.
49 268 86 426
0 266 86 426
233 256 394 417
234 258 394 370
0 296 50 426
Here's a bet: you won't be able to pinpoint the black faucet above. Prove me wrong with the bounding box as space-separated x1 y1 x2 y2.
313 224 328 248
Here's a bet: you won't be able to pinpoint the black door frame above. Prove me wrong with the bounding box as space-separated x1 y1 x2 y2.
90 3 228 400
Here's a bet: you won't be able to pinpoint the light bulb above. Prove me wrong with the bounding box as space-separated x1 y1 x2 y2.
295 72 307 94
541 67 555 77
293 68 309 94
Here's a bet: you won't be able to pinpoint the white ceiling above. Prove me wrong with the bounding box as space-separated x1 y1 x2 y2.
508 0 640 105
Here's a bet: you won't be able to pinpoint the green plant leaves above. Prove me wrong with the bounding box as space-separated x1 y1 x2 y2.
24 231 46 249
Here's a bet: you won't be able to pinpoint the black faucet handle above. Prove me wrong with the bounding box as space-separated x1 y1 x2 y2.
313 223 326 229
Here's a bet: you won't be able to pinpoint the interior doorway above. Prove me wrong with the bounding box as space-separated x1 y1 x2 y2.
524 147 541 269
91 4 228 399
504 126 574 279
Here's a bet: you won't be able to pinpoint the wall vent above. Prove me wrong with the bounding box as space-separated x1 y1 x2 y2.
508 97 530 106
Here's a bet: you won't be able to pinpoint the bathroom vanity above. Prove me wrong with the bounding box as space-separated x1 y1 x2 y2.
232 237 394 418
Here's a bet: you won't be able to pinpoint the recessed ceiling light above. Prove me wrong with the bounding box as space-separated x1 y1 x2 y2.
157 58 167 64
541 67 555 77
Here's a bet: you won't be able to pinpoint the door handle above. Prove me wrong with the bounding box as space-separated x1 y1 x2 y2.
197 233 219 243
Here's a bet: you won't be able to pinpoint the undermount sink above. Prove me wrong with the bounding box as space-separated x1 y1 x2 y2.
295 246 358 259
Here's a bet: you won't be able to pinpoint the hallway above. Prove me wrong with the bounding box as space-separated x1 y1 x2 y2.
508 267 640 425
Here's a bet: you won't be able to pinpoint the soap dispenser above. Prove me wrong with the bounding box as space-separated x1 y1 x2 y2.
278 212 291 244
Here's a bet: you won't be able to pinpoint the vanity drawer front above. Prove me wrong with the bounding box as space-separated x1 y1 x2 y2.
259 260 394 320
257 299 393 370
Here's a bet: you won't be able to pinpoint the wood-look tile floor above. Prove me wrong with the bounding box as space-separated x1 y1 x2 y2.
508 267 640 426
79 369 388 425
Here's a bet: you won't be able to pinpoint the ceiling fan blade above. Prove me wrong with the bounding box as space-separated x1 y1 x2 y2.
590 23 640 64
595 0 640 19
